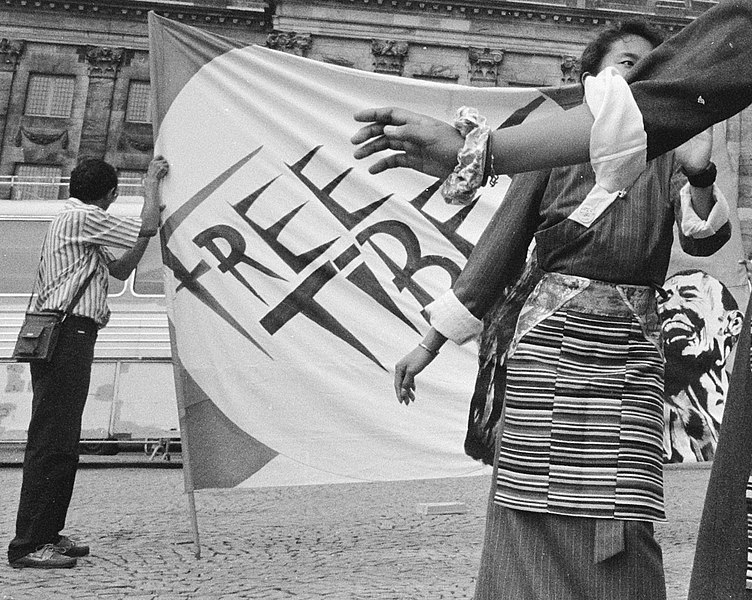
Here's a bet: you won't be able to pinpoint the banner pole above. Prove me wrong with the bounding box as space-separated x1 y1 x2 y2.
156 224 202 559
184 475 201 559
149 15 202 559
167 317 202 559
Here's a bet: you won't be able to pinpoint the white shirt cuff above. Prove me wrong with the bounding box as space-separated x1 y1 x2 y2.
426 290 483 345
679 183 730 238
584 67 647 193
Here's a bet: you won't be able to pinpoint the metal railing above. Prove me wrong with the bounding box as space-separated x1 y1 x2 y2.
0 176 145 202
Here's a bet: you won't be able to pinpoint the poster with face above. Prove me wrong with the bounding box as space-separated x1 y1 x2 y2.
658 269 744 462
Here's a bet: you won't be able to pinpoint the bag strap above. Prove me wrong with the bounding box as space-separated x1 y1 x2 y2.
25 265 99 317
24 267 41 314
63 269 98 316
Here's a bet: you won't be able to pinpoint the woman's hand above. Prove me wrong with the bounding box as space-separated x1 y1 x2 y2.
352 107 463 179
394 345 439 405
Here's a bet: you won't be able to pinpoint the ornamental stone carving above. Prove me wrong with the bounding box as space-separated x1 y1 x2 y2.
124 134 154 152
80 46 126 76
265 31 312 57
469 48 504 86
15 127 69 149
0 39 25 70
413 64 458 81
561 55 581 84
323 56 355 69
371 40 409 76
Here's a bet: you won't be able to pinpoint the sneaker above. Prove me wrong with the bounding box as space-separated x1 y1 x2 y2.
10 544 77 569
54 535 90 557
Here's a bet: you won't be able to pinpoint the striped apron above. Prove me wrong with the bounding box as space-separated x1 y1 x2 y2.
474 272 667 600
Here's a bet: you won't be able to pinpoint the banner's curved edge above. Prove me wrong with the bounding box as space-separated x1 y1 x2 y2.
148 12 247 136
175 353 280 490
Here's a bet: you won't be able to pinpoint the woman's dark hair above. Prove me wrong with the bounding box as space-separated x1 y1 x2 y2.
580 19 665 76
69 158 118 204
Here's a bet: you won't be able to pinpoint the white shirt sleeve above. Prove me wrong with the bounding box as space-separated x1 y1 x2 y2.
426 290 483 345
584 67 647 193
679 182 730 238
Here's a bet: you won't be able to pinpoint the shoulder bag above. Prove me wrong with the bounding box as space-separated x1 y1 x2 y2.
12 268 97 363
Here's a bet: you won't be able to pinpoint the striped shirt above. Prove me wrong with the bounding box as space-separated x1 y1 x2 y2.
34 198 142 327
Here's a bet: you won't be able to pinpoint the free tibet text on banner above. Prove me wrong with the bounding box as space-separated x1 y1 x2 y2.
147 13 748 489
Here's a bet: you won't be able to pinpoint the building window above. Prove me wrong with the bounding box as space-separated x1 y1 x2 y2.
13 164 62 201
24 74 75 118
126 81 151 123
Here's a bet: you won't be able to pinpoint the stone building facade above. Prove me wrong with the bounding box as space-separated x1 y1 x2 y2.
1 0 751 254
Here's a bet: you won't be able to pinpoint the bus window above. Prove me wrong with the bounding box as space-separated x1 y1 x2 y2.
0 221 48 293
1 218 128 296
133 237 164 295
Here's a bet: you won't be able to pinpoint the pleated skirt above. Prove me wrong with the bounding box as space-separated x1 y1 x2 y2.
473 498 666 600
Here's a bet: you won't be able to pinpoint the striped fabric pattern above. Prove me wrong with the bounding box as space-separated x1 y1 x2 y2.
473 502 667 600
35 199 141 326
494 307 665 521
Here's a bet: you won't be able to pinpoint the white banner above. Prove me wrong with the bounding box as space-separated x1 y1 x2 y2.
148 14 748 488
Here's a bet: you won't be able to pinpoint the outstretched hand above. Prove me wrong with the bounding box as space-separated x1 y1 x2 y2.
352 107 463 179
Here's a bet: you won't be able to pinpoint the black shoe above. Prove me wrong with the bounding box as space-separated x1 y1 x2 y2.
10 544 77 569
54 535 90 557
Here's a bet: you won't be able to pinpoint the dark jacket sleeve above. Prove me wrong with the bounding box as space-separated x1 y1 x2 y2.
451 169 549 319
626 0 752 159
678 220 732 257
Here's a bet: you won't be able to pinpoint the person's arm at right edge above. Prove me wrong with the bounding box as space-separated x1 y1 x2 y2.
354 1 752 180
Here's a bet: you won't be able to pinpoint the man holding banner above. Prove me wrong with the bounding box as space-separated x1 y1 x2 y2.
7 156 169 569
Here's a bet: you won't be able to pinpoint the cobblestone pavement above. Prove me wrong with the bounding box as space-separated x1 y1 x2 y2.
0 461 709 600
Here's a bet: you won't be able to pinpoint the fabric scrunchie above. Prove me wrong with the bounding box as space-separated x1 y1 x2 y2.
440 106 491 206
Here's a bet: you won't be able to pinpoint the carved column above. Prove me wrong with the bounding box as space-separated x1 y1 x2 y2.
371 40 409 76
77 46 127 159
560 55 581 85
0 39 25 185
469 47 504 87
265 31 312 57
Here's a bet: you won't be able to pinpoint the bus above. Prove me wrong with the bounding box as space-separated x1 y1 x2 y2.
0 182 179 456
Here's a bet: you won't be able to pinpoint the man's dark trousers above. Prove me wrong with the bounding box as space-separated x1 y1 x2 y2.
8 316 98 563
